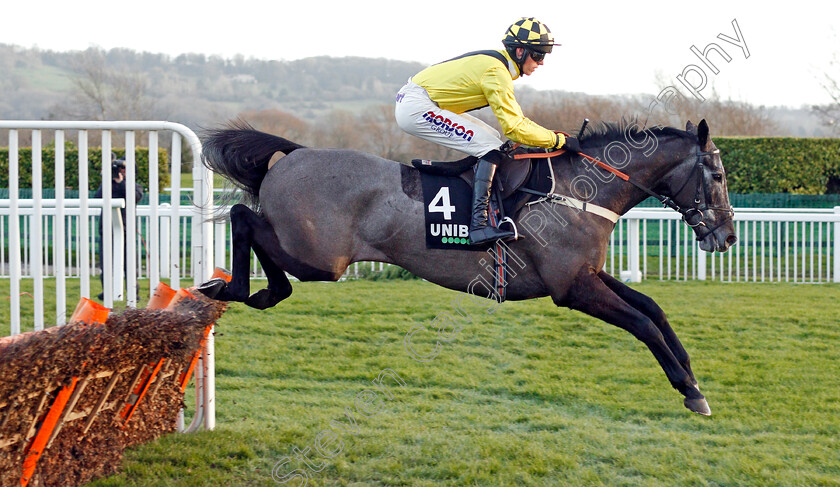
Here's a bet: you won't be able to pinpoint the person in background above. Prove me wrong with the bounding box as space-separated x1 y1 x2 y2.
95 157 144 300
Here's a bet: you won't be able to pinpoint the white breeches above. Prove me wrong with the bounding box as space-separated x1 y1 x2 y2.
394 80 504 158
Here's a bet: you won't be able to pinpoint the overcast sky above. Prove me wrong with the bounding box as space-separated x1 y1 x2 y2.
2 0 838 108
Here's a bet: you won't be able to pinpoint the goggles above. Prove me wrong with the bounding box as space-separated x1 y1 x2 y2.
529 50 546 63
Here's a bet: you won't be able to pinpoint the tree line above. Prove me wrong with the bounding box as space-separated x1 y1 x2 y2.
2 43 838 159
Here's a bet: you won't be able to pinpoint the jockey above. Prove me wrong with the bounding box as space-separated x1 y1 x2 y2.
396 17 581 245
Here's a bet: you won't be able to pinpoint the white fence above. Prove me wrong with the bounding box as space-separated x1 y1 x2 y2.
3 203 838 296
0 201 383 284
0 201 204 281
214 205 840 284
0 120 215 432
613 207 840 283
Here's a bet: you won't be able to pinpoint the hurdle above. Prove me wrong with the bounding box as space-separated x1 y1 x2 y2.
0 291 226 486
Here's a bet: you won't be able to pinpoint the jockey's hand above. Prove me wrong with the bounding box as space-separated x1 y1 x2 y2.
562 136 582 154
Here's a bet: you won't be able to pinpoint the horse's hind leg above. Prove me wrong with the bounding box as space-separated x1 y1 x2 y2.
597 270 697 386
198 204 292 309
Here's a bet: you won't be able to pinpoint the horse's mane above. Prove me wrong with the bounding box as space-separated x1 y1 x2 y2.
579 120 696 149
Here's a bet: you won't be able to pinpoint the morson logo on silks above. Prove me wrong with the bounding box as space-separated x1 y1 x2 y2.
422 111 474 141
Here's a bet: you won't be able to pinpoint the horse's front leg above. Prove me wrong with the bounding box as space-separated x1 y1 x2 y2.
562 267 710 416
597 270 698 387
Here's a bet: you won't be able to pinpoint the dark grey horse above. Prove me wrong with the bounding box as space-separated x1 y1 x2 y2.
198 119 737 415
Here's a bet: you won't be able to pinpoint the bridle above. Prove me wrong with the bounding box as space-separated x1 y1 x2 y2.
513 144 734 241
665 147 735 240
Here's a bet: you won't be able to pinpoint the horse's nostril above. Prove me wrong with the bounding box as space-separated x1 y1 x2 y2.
726 234 738 247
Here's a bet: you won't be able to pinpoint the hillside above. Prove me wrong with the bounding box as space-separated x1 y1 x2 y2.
0 43 834 137
0 44 425 126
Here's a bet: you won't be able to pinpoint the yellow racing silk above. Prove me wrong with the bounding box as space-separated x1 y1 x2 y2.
411 49 564 149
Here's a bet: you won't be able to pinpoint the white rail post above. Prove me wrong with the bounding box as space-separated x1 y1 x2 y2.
102 132 114 307
9 130 21 335
79 131 91 299
627 218 641 282
192 137 216 432
32 130 44 330
189 130 213 285
160 204 170 278
170 134 181 290
112 208 125 301
834 207 840 283
697 244 707 281
215 222 227 270
126 132 137 307
55 130 67 324
149 132 160 289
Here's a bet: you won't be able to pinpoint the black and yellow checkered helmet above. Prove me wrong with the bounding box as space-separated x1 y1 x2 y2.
502 17 559 54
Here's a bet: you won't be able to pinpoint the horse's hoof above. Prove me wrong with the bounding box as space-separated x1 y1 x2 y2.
244 289 282 310
195 278 227 300
684 397 712 416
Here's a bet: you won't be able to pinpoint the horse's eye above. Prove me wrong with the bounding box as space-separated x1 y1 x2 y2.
712 173 723 182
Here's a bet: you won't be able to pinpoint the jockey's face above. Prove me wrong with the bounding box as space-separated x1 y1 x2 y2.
517 48 543 76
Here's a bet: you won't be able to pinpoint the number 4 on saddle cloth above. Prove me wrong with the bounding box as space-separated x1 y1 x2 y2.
410 148 557 302
413 147 555 251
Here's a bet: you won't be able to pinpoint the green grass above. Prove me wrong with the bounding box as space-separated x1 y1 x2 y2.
15 63 74 92
177 171 232 193
3 279 838 485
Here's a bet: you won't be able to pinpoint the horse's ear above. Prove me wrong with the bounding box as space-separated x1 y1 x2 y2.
685 120 697 135
698 119 710 148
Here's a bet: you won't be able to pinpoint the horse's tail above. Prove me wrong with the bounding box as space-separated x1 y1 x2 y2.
201 119 305 210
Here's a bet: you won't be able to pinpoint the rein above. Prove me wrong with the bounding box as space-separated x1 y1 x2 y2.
512 141 733 239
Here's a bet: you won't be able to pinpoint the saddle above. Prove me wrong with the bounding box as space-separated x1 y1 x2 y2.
410 146 554 216
411 149 535 201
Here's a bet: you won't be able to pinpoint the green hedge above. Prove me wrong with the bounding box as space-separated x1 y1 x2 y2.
715 137 840 194
1 139 838 195
0 147 170 191
638 193 840 208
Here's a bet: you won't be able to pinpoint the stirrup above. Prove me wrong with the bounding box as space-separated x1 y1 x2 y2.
498 217 520 240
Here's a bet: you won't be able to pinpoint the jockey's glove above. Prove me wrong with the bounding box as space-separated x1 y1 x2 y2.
562 136 582 154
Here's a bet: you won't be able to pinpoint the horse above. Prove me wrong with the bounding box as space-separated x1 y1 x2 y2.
197 118 737 416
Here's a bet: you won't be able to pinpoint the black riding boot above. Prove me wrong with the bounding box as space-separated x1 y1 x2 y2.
469 154 514 245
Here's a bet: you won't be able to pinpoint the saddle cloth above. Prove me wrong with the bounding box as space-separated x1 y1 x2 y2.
415 149 554 251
